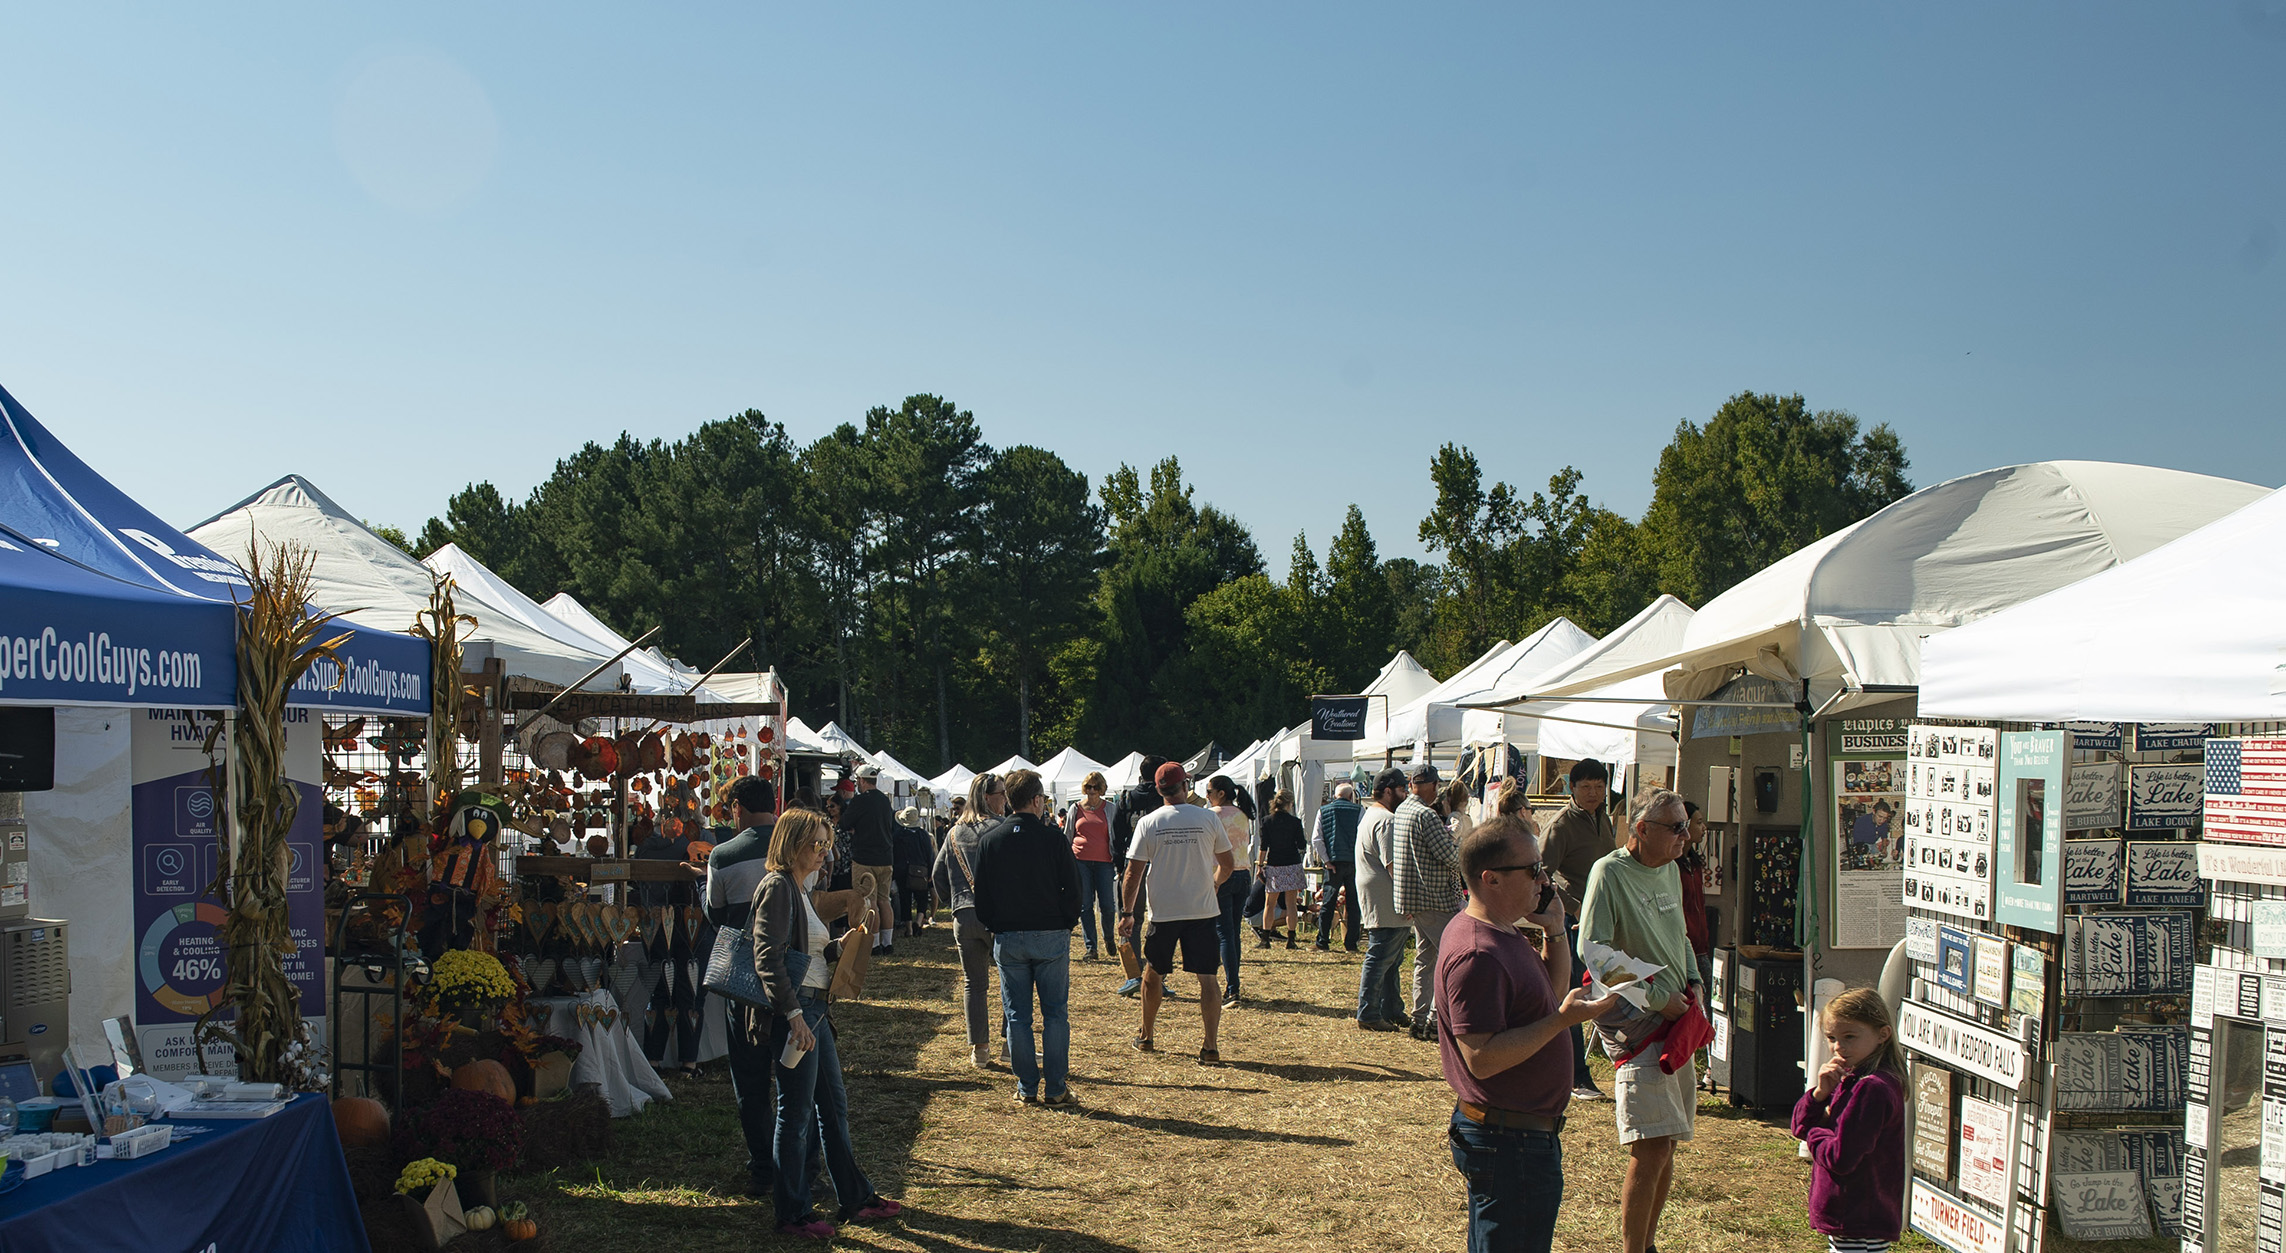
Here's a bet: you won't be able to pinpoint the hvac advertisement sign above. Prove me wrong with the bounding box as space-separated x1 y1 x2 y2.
129 709 325 1078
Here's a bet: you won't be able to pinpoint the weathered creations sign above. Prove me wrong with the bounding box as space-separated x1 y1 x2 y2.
1308 696 1369 742
1899 1000 2029 1091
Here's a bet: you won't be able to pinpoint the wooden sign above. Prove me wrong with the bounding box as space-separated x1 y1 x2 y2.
1937 927 1973 995
1907 915 1939 963
1911 1179 2007 1253
2205 738 2286 847
2063 838 2123 906
2009 944 2046 1021
2053 1171 2152 1240
2124 841 2202 907
2064 761 2122 831
2126 762 2203 831
2134 722 2213 753
2067 912 2194 997
2067 721 2124 751
2199 840 2286 887
2256 902 2286 960
1912 1063 1955 1178
1972 936 2009 1008
1957 1096 2014 1208
1899 1001 2030 1091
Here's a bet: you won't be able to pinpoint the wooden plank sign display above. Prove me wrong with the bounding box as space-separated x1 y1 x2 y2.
1913 1063 1956 1178
2124 841 2203 907
2063 838 2123 906
2064 761 2123 831
2066 913 2195 997
1899 1001 2030 1091
2206 738 2286 847
2126 762 2204 831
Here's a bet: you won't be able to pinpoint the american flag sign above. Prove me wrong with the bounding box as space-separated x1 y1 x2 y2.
2206 738 2286 846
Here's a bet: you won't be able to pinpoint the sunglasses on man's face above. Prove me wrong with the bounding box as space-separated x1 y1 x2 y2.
1645 819 1689 836
1486 862 1546 879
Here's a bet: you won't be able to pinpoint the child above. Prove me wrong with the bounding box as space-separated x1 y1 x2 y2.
1792 987 1907 1253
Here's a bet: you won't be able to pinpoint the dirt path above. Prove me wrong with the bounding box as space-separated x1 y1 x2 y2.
518 922 1838 1252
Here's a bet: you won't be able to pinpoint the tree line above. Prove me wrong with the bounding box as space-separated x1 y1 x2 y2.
409 391 1911 773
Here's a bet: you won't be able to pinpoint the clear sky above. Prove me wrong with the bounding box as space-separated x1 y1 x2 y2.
3 5 2280 568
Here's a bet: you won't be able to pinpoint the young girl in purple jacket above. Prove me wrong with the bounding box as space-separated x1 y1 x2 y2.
1793 988 1906 1253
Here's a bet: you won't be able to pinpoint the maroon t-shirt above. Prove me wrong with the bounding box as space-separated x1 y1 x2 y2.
1435 911 1572 1118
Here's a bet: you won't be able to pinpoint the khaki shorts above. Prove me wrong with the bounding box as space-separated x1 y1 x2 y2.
1614 1053 1697 1144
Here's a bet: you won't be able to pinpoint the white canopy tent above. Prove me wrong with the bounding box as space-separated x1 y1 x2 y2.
422 545 697 695
809 721 868 757
1347 651 1444 761
190 476 624 691
1384 619 1597 756
985 754 1038 777
1920 486 2286 722
1524 462 2274 713
1104 751 1148 791
1461 596 1695 748
1530 669 1682 770
927 763 977 808
1035 746 1112 802
781 717 832 756
865 749 929 787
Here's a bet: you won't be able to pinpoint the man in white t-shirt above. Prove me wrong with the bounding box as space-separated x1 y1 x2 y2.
1118 761 1236 1064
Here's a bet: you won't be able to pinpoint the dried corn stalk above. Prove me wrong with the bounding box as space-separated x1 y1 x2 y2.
197 540 352 1083
409 573 475 821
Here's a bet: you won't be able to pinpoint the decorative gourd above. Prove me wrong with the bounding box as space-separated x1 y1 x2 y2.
450 1059 516 1103
331 1096 391 1148
464 1206 497 1231
500 1201 537 1241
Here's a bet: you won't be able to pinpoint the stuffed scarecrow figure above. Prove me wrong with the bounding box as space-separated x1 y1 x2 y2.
423 791 513 957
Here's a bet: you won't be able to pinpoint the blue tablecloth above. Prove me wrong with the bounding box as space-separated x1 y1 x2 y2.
0 1093 368 1253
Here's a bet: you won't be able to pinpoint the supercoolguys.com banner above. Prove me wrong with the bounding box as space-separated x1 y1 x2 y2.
130 708 326 1078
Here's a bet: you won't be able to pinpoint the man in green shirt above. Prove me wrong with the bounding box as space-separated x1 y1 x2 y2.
1578 788 1700 1253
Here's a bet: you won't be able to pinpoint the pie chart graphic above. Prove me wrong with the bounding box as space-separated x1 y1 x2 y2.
138 900 231 1015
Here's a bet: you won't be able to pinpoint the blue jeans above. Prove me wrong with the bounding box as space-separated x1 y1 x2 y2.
995 929 1073 1099
1215 869 1253 997
1448 1108 1563 1253
770 993 875 1225
1076 861 1120 956
1358 925 1410 1023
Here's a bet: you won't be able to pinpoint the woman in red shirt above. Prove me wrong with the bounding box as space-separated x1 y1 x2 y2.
1063 771 1120 961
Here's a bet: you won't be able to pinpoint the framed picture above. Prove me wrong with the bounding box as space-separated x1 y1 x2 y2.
1995 730 2068 933
2010 944 2047 1020
1937 926 1973 996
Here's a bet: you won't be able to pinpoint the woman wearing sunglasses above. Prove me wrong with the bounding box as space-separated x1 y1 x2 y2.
1063 771 1121 961
934 772 1010 1068
751 809 903 1238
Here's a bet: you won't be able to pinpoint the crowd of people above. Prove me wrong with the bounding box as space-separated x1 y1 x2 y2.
700 756 1906 1253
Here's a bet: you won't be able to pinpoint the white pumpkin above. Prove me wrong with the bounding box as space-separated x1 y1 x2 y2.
464 1205 497 1231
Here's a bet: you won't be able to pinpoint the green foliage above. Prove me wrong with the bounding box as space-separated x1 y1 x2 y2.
412 387 1910 768
1638 391 1913 605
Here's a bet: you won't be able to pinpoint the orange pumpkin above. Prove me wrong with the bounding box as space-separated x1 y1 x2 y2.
451 1059 516 1103
503 1217 538 1241
331 1096 391 1148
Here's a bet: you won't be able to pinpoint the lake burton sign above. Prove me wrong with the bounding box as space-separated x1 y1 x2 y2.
1308 696 1370 742
1899 1000 2030 1091
2064 761 2122 831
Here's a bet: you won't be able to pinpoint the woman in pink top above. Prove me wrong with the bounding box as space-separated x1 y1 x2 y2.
1063 771 1120 961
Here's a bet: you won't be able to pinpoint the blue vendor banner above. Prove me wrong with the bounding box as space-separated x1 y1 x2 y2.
0 533 238 708
130 708 326 1078
0 382 429 716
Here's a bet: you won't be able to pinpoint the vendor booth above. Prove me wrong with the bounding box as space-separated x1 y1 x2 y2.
1383 618 1597 766
1907 484 2286 1252
1503 462 2268 1162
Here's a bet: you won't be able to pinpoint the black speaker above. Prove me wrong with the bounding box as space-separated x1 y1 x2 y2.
1728 956 1804 1110
0 708 54 792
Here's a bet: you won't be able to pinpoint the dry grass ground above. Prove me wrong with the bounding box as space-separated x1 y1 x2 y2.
506 921 1901 1252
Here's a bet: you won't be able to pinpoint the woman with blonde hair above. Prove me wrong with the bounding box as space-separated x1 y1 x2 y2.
1494 775 1530 818
1062 769 1120 961
752 809 902 1238
932 772 1008 1067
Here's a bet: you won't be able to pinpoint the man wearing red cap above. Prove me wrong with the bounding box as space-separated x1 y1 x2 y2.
1118 761 1237 1064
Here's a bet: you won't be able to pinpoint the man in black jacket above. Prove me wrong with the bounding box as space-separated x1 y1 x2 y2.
841 764 899 955
972 768 1084 1107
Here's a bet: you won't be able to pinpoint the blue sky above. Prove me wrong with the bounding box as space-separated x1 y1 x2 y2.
2 5 2280 567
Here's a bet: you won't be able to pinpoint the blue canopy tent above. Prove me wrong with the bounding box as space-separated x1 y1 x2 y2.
0 385 428 716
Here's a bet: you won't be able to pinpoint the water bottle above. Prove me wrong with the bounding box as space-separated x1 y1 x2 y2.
0 1093 18 1138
